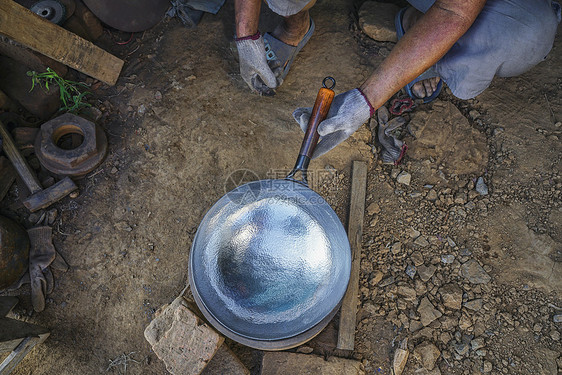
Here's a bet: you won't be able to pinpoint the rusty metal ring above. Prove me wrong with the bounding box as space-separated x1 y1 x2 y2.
35 113 108 177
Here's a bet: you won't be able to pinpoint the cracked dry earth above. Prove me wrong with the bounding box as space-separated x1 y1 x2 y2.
3 0 561 374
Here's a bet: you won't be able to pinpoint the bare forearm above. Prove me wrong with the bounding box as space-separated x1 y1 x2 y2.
235 0 262 38
359 0 486 110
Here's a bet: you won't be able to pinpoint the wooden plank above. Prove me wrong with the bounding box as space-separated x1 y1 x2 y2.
0 318 49 353
0 157 16 203
337 161 368 351
0 0 123 85
0 121 42 194
0 334 49 374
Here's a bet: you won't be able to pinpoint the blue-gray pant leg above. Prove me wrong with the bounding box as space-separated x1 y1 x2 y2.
407 0 561 99
266 0 311 17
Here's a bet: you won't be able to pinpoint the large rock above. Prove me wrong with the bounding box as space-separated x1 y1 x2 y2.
359 2 400 42
144 296 224 375
418 297 442 326
439 284 463 310
460 260 491 284
407 100 488 176
202 345 249 375
413 341 441 370
261 352 365 375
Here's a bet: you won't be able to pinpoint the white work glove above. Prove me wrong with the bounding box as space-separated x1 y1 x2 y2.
293 88 373 158
235 32 279 96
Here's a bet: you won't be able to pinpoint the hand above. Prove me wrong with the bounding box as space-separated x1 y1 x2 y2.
236 33 280 96
293 88 373 158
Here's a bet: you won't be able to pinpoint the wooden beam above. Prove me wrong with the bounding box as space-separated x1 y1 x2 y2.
337 161 368 351
0 0 123 85
0 156 16 203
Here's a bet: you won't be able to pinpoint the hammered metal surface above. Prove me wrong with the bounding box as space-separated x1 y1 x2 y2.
190 179 351 341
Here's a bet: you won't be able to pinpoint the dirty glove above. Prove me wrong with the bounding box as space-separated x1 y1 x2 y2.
235 32 279 96
27 227 56 312
293 88 374 158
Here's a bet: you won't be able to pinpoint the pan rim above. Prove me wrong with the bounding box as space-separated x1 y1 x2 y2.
189 178 351 342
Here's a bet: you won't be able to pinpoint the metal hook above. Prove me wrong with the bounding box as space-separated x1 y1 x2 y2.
322 77 336 90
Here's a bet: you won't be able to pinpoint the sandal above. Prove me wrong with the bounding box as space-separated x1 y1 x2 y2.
263 18 315 83
395 7 443 103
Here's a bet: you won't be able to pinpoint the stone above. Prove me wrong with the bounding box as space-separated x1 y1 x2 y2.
413 341 441 370
391 241 403 254
439 332 452 344
202 345 249 375
459 314 473 330
393 339 409 375
398 286 417 301
440 255 455 264
358 2 401 42
144 296 224 375
463 299 483 312
439 284 463 310
460 260 491 284
553 314 562 323
483 361 493 372
261 352 365 375
475 177 488 195
454 342 470 356
411 251 425 266
408 228 421 238
406 264 417 279
470 337 485 351
418 297 442 326
397 171 412 185
418 264 437 282
414 236 430 247
439 316 458 331
427 190 438 201
367 202 381 215
410 320 424 332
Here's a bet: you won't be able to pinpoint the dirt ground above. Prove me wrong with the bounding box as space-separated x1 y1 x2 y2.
2 0 561 374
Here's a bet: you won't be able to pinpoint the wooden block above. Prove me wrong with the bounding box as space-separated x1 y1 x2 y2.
144 296 224 375
23 176 77 212
0 0 123 85
0 157 16 203
202 345 250 375
337 161 368 351
261 352 365 375
0 35 68 76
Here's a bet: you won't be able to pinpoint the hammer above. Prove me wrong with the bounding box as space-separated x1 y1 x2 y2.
0 120 77 212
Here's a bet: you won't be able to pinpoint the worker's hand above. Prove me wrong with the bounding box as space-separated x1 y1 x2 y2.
293 88 373 158
235 33 279 96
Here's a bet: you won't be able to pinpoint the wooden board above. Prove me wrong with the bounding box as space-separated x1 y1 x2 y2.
0 0 123 85
337 161 368 351
0 156 16 203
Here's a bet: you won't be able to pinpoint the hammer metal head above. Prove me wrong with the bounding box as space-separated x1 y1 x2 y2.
23 176 77 212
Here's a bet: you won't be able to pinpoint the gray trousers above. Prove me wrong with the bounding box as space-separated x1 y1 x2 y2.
268 0 561 99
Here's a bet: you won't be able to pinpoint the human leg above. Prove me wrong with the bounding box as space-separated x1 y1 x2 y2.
404 0 561 100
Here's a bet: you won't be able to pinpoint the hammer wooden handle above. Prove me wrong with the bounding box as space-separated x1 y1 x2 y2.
0 120 42 194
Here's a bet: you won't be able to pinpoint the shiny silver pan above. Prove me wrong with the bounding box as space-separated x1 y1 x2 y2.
189 78 351 350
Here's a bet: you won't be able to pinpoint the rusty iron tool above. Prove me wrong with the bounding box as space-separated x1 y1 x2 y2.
0 120 77 212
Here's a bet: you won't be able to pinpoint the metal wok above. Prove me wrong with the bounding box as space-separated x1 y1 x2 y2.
189 78 351 350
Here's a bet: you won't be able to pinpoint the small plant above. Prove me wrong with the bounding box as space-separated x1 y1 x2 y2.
27 68 91 113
